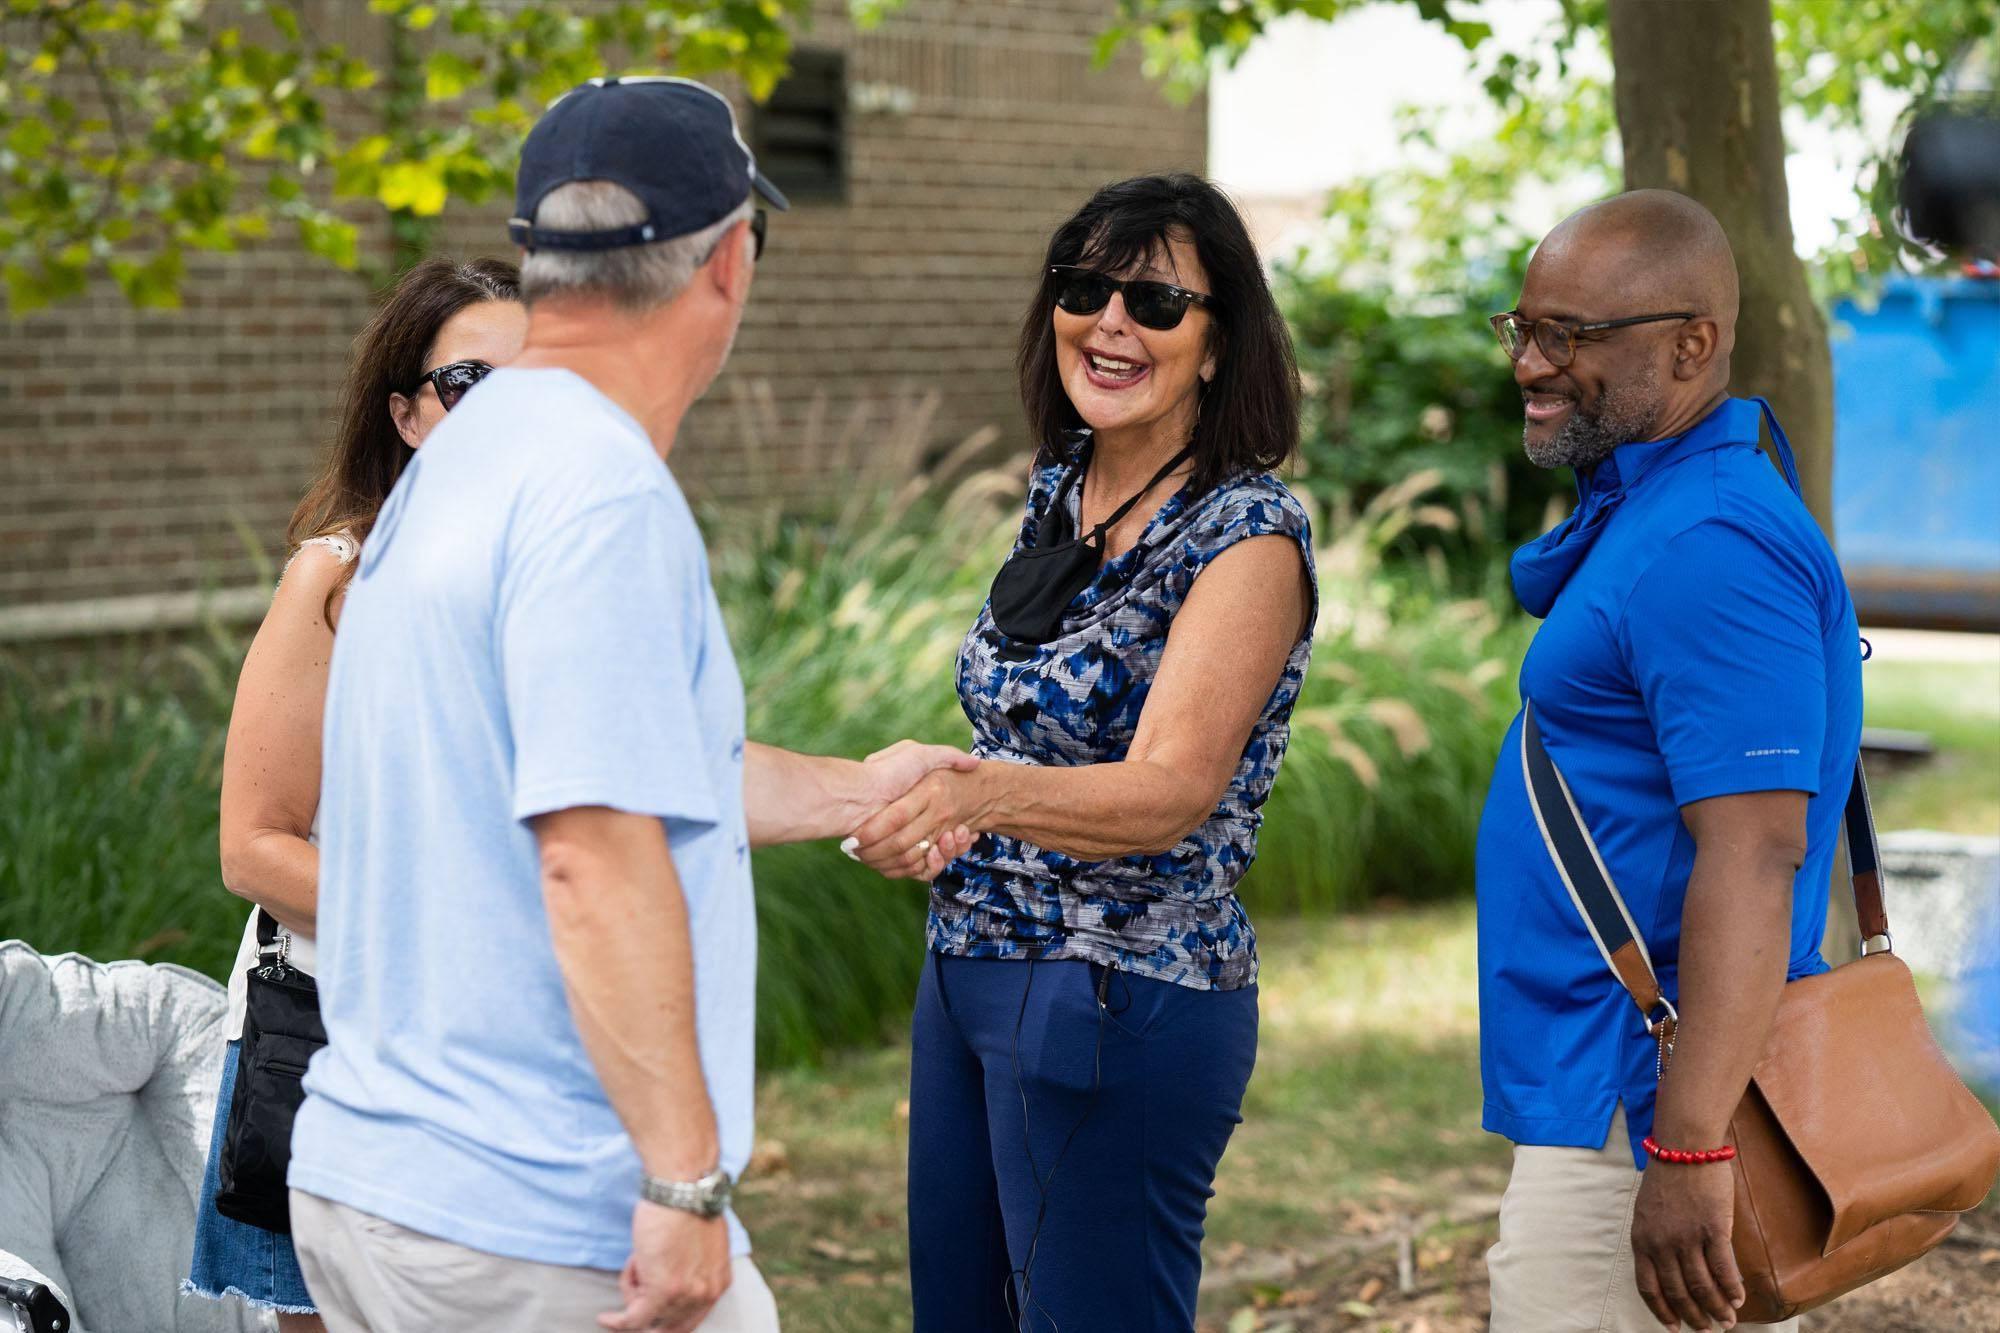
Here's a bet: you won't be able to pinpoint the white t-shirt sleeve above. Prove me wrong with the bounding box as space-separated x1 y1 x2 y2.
499 489 721 828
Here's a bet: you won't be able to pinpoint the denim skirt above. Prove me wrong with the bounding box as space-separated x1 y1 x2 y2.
183 1040 318 1313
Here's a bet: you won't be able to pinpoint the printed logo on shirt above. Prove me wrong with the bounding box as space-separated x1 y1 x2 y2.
1743 747 1803 757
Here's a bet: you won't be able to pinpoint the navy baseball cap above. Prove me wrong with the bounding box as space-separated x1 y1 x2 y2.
508 76 789 252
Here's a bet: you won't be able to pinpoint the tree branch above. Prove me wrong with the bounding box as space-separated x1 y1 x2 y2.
50 11 131 235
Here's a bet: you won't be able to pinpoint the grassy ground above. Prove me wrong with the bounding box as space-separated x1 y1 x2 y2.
1860 635 2000 836
736 904 1502 1333
737 653 2000 1331
741 895 2000 1333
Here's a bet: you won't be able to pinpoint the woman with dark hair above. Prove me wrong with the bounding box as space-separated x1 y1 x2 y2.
183 257 524 1328
850 174 1316 1330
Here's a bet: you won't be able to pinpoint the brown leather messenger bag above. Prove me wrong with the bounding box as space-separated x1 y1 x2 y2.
1522 702 2000 1322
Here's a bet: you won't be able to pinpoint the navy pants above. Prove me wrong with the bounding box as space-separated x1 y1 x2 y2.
907 952 1258 1333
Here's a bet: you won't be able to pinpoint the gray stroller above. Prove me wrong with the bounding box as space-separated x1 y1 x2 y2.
0 943 267 1333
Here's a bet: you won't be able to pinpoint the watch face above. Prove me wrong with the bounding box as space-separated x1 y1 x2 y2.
644 1170 733 1218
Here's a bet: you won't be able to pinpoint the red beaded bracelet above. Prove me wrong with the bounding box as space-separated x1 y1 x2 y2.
1643 1135 1736 1165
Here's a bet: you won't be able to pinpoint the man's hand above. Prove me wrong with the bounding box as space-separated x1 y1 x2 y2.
857 739 980 808
830 741 981 881
1630 1161 1745 1331
746 739 978 849
599 1202 731 1332
1630 790 1798 1330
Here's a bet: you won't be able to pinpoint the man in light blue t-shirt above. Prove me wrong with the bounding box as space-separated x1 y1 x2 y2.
287 80 976 1333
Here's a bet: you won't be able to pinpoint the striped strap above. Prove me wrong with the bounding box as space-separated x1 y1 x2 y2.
1843 759 1890 944
1520 703 1672 1028
1520 701 1887 1037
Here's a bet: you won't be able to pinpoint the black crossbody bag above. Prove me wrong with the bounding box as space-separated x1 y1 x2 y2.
213 909 326 1234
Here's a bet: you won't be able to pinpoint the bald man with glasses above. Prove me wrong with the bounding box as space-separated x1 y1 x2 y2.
1471 190 1861 1332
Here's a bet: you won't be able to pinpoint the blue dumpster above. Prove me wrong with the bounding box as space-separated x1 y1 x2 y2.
1831 275 2000 630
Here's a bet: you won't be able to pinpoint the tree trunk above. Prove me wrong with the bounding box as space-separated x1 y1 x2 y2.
1607 0 1855 962
1607 0 1835 534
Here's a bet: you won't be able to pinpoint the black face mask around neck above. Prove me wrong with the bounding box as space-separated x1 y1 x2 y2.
987 441 1195 645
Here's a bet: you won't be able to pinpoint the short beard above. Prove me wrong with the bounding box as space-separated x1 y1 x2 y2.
1523 364 1664 471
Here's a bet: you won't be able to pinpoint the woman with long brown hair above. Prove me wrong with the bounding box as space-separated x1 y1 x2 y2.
183 257 524 1328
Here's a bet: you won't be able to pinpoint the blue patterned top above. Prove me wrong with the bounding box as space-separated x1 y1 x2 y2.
927 454 1317 991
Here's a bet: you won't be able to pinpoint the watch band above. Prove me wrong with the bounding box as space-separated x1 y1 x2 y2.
640 1167 734 1219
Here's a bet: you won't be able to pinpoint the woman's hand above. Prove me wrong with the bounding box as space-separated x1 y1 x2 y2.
844 753 988 881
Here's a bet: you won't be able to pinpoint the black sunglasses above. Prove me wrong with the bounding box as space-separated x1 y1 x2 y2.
1489 310 1695 368
1048 265 1215 331
408 359 495 411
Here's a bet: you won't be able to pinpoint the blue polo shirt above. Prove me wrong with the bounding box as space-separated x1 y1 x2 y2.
1474 396 1863 1168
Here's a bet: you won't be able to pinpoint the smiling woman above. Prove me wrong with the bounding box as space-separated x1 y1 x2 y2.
1020 174 1300 501
846 173 1318 1333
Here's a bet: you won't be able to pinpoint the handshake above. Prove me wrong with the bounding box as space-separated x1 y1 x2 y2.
838 740 988 881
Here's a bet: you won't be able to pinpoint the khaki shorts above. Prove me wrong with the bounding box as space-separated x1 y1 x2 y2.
1486 1108 1800 1333
291 1190 780 1333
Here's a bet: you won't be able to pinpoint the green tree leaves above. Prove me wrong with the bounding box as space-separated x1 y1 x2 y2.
1095 0 1369 102
0 0 846 310
377 159 449 216
1102 0 1997 286
423 50 479 103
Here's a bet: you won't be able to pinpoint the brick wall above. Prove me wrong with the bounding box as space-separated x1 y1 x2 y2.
0 0 1206 620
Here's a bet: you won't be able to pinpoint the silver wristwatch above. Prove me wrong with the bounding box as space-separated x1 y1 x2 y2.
640 1166 734 1219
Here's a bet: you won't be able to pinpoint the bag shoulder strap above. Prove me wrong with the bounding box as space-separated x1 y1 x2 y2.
253 907 293 966
1843 757 1890 942
1521 701 1888 1030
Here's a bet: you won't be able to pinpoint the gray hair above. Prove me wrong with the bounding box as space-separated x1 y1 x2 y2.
518 181 753 311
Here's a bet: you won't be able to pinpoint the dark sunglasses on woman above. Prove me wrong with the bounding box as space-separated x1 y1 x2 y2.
409 360 496 411
1049 265 1215 331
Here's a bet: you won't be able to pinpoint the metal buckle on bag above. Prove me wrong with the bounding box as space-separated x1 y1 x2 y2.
0 1275 67 1333
257 925 292 973
1647 997 1679 1079
1860 932 1893 957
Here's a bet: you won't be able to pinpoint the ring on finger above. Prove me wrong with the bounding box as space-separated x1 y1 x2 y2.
916 838 932 853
